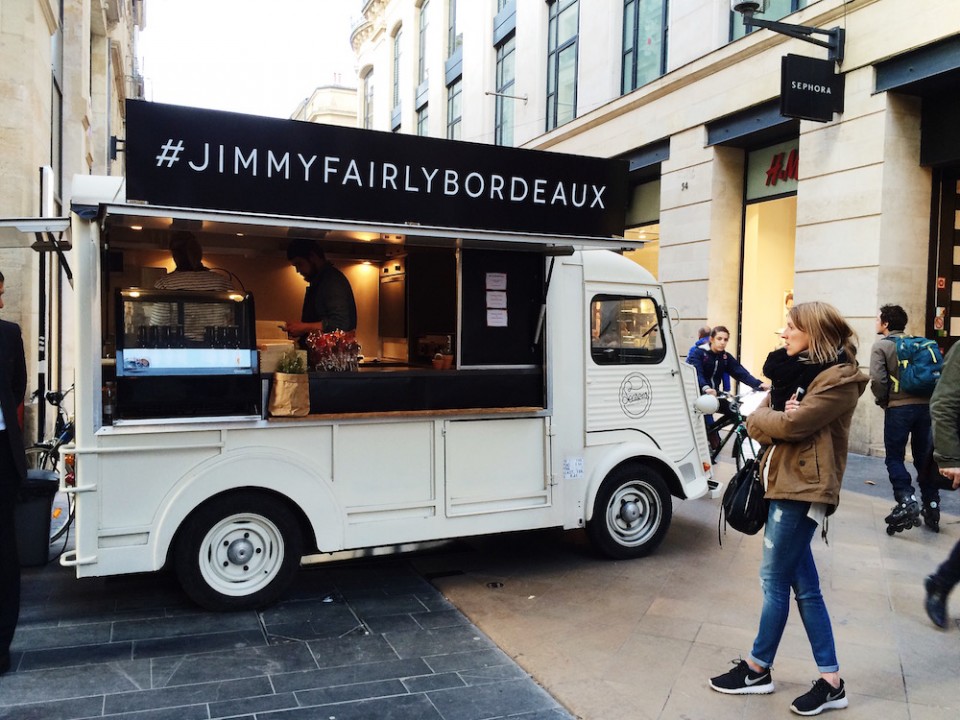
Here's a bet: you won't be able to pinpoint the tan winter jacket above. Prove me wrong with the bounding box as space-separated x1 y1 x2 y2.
869 332 928 408
746 362 868 514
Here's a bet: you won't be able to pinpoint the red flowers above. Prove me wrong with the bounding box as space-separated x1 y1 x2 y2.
305 330 360 372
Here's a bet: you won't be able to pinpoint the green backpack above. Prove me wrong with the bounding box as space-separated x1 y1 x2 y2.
888 336 943 397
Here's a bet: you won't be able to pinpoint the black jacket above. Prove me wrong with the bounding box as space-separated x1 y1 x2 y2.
0 320 27 486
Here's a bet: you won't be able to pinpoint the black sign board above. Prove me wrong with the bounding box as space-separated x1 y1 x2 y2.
780 54 844 123
125 101 628 239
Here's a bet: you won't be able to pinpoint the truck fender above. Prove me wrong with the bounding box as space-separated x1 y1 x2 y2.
583 444 686 523
151 448 343 568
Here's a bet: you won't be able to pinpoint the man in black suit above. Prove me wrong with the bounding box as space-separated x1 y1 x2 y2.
0 271 27 674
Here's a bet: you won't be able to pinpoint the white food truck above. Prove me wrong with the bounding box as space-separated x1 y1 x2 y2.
5 101 715 610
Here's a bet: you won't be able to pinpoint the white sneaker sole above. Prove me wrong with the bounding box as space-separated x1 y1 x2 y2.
709 680 775 695
790 696 848 715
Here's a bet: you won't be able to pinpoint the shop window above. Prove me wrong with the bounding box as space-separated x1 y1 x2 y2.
590 295 665 365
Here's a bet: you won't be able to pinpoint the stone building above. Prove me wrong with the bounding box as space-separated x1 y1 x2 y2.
349 0 960 454
0 0 142 435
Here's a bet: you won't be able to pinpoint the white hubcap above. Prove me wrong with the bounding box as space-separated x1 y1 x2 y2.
198 513 285 597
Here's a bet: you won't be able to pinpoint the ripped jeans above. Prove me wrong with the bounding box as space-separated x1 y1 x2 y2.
748 499 839 673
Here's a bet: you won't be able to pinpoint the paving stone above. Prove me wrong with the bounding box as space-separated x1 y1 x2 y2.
259 693 443 720
208 691 298 718
427 679 564 720
272 657 433 693
161 643 318 687
132 629 266 659
0 661 149 704
424 648 516 673
402 670 467 693
307 633 399 668
19 640 134 671
0 695 103 720
348 594 431 618
295 678 407 706
112 612 261 642
11 621 113 651
384 624 497 659
105 675 273 714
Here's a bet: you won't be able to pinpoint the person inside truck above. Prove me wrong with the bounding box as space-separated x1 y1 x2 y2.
150 231 235 341
283 239 358 348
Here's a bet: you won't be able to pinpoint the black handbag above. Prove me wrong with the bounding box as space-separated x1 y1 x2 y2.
721 457 769 537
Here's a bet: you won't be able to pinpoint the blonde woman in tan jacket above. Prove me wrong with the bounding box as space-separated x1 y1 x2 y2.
709 301 868 716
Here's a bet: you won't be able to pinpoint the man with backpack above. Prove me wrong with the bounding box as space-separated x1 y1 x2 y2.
870 304 943 534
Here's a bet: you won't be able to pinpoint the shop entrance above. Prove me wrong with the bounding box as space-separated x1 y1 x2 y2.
739 140 798 382
929 167 960 351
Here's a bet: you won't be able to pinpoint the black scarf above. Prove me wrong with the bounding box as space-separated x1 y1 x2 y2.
762 347 842 411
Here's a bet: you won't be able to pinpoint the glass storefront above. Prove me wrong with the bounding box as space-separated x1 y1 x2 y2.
739 140 798 379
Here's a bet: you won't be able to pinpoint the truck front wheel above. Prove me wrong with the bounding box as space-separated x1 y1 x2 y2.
174 492 303 611
587 464 672 559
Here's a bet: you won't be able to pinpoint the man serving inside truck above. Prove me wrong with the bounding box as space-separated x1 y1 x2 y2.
283 239 357 347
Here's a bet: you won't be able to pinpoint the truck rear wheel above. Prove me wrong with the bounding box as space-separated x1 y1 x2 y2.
587 464 672 559
174 492 303 611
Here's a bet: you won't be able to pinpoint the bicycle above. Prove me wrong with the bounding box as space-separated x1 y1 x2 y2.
706 389 765 470
26 385 75 543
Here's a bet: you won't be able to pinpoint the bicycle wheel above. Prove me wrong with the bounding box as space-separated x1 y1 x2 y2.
24 445 54 471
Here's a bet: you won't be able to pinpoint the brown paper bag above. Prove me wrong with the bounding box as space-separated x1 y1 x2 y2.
268 373 310 417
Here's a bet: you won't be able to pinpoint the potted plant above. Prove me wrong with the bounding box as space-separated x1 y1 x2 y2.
268 350 310 417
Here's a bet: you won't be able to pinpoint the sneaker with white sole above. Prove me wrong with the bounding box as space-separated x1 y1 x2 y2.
709 658 774 694
790 678 848 715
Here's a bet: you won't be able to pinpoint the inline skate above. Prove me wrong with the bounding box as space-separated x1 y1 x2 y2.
885 494 921 535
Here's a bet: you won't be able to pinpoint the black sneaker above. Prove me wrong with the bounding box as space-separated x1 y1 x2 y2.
924 575 949 629
790 678 848 716
709 658 774 694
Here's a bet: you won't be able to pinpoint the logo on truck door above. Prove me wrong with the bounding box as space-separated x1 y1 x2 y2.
619 373 653 418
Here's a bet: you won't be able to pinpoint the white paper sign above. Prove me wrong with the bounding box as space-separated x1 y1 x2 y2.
485 290 507 309
486 272 507 290
563 457 584 480
486 309 508 327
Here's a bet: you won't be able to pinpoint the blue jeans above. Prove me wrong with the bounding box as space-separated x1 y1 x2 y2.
884 404 932 501
749 500 839 673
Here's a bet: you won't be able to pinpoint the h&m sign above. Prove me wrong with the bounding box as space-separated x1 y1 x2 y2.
780 54 844 123
124 101 628 239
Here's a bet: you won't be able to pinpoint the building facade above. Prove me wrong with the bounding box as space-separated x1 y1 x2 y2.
290 81 358 126
0 0 142 436
350 0 960 454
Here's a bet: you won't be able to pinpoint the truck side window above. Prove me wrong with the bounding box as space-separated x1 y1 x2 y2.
590 295 665 364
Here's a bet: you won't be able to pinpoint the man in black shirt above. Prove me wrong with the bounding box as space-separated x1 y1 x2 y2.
284 239 357 347
0 271 27 675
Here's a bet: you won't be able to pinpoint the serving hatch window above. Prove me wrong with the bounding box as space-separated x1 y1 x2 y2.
590 295 665 364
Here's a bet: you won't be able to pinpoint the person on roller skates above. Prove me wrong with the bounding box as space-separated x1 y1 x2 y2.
869 305 941 535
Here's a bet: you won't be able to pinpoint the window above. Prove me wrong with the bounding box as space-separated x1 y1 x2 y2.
622 0 668 94
497 0 510 11
732 0 808 41
447 79 462 140
418 1 429 84
546 0 579 131
362 71 374 129
590 295 665 364
417 105 429 136
392 28 402 110
447 0 461 58
495 35 516 146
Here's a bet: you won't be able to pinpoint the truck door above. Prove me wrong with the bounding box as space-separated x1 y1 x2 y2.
584 290 692 458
